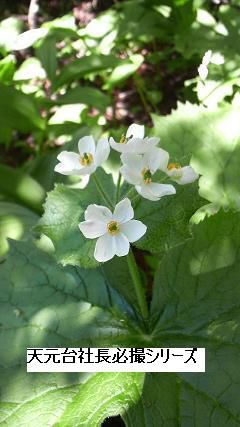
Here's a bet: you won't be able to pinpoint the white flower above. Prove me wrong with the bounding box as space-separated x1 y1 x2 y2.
79 198 147 263
198 50 224 81
158 151 199 185
120 148 176 201
198 63 209 80
54 135 110 176
109 123 159 154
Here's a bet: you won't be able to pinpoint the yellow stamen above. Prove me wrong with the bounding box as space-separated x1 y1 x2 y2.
141 168 152 184
119 134 133 144
79 152 93 166
107 220 120 235
167 162 181 171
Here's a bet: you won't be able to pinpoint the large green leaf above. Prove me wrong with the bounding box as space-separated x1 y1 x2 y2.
152 103 240 209
1 211 240 425
0 83 45 136
0 164 46 214
36 168 143 310
57 86 110 112
0 239 143 426
135 182 205 254
36 36 57 82
56 372 144 427
37 168 115 269
142 211 240 426
0 202 38 256
53 54 120 90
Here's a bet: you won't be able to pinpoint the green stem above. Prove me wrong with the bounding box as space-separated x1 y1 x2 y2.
115 172 122 203
93 174 114 210
124 186 136 200
201 76 240 103
134 75 152 120
127 249 148 320
131 194 141 206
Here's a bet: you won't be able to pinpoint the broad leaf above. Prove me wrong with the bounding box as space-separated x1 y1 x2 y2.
0 202 38 256
53 54 120 90
0 164 46 214
37 168 115 269
0 83 45 136
135 182 205 253
152 103 240 209
0 240 143 425
14 28 49 50
57 86 110 112
36 36 57 82
56 372 144 427
145 211 240 425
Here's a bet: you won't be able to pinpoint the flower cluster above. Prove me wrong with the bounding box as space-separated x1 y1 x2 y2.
55 123 199 262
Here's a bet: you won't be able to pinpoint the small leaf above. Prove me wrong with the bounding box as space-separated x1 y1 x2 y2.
13 28 48 50
36 36 57 82
105 54 144 88
14 57 46 81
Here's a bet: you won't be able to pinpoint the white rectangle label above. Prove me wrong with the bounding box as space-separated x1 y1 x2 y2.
27 348 205 372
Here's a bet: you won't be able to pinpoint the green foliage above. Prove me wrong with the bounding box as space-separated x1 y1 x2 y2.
1 0 240 424
37 168 115 268
0 240 142 425
1 212 240 425
135 182 205 253
0 202 38 256
0 164 46 213
53 54 120 90
0 83 45 142
152 103 240 209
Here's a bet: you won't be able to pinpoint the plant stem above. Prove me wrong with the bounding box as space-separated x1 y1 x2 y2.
127 249 148 320
93 174 114 210
28 0 39 29
134 75 152 121
124 187 136 200
115 172 122 203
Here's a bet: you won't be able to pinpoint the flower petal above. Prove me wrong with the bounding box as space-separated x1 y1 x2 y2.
146 137 160 146
113 198 134 223
77 164 97 176
94 234 116 262
126 123 144 139
55 151 81 175
144 147 169 173
78 135 95 154
149 182 176 197
136 185 159 201
121 220 147 243
114 233 130 256
79 220 107 239
127 137 159 154
109 137 131 153
95 138 110 166
175 166 199 185
120 166 141 185
120 153 144 174
136 183 176 201
84 204 112 223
